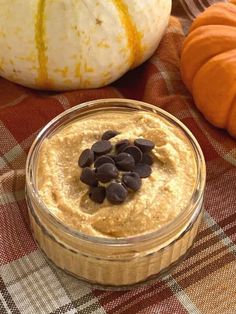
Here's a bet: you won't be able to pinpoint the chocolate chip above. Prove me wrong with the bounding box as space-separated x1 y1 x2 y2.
123 145 143 163
94 155 115 168
122 172 142 191
115 153 135 171
107 154 117 162
78 149 94 168
95 163 119 183
106 182 128 204
141 153 153 165
89 186 106 204
80 168 98 186
134 163 152 178
102 130 119 141
115 139 130 153
91 140 112 156
134 138 155 153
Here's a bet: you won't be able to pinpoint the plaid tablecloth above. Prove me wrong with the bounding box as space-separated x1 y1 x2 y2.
1 1 236 313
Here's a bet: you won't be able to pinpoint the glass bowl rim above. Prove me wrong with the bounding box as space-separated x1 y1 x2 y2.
25 98 206 246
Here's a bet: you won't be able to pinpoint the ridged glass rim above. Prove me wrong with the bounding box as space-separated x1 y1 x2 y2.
25 98 206 246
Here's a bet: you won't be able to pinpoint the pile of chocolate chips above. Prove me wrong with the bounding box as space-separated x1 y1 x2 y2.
78 130 155 205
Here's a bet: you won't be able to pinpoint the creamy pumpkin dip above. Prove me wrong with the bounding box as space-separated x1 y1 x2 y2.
37 111 196 238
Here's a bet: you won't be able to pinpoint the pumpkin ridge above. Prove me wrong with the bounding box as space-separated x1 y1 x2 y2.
112 0 142 68
35 0 48 87
189 3 236 32
181 1 236 137
181 25 236 91
192 49 236 128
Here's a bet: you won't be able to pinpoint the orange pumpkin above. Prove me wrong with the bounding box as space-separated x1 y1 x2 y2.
180 0 236 137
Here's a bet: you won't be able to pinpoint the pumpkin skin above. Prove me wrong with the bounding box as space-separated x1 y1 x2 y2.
180 1 236 137
0 0 171 91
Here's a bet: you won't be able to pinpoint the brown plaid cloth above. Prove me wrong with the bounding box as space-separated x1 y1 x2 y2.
1 1 236 313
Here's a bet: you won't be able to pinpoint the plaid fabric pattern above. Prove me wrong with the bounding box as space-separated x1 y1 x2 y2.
1 1 236 313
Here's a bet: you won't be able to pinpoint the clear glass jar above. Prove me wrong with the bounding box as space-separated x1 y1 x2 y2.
25 99 206 289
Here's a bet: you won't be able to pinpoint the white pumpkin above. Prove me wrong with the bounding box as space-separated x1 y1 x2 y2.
0 0 171 91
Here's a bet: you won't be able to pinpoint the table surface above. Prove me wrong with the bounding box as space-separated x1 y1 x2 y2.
1 1 236 313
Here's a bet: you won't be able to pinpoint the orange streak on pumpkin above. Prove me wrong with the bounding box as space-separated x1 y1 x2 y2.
35 0 49 87
112 0 142 68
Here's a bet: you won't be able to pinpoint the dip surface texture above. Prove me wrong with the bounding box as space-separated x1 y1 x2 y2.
37 111 197 237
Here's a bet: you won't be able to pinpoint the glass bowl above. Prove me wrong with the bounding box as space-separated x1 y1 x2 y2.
25 98 206 289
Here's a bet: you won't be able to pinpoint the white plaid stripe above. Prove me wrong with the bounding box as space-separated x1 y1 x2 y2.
20 131 40 153
164 275 201 314
7 266 72 313
49 263 106 314
0 122 27 175
143 72 163 102
170 109 192 121
160 72 175 95
1 251 107 313
204 212 236 257
0 94 28 110
0 158 6 169
50 266 93 302
143 71 176 100
0 121 19 154
150 58 182 95
0 295 9 314
109 87 123 98
0 124 40 174
1 251 76 313
173 214 236 314
102 284 166 314
189 106 236 166
170 217 231 281
3 145 26 166
51 95 71 110
0 189 25 206
70 297 106 314
1 251 46 286
166 25 184 34
225 149 236 167
0 124 106 313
